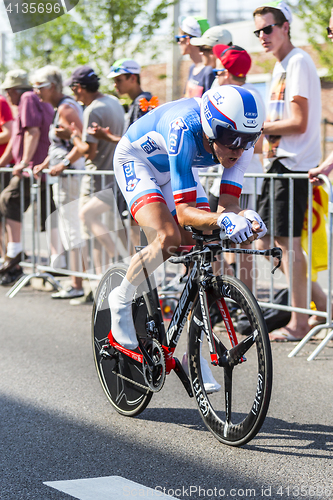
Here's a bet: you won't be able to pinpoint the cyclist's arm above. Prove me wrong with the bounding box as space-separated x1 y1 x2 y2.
176 193 241 231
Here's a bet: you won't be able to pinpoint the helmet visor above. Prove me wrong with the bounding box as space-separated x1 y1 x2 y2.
215 125 261 150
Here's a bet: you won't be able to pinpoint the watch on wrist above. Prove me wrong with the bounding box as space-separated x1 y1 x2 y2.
62 157 71 168
20 160 29 168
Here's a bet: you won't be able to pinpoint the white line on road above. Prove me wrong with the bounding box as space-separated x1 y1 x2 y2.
44 476 174 499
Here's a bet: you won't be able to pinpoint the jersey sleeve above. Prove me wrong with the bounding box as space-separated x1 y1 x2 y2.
167 116 198 205
220 148 254 198
0 97 13 127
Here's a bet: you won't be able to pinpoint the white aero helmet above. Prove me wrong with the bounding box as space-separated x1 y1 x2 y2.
201 85 264 150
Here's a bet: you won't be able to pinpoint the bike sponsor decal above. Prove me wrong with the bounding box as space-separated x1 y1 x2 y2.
123 161 140 192
168 117 189 156
167 274 194 346
140 136 160 155
192 377 209 417
97 281 107 311
251 373 263 415
199 289 214 354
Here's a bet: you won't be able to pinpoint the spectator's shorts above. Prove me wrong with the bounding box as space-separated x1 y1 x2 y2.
114 136 210 223
257 160 309 237
52 175 82 251
0 174 56 231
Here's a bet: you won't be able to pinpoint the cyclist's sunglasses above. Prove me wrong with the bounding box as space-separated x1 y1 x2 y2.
253 24 279 38
327 27 333 36
215 125 261 150
175 35 193 42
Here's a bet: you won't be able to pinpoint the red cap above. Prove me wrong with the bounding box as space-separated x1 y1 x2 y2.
213 44 251 78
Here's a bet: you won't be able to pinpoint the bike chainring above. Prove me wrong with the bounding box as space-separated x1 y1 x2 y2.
142 338 166 392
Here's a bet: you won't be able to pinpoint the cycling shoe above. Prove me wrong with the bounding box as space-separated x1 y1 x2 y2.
108 287 139 350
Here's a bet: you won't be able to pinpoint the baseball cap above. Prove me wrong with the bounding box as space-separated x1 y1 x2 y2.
213 45 252 78
64 66 99 87
260 1 292 24
179 16 210 37
107 59 141 79
1 69 31 90
190 26 232 48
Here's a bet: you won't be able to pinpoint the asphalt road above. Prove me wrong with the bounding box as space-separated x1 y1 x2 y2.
0 280 332 500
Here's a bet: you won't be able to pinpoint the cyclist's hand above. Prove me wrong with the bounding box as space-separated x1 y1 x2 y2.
217 212 253 244
243 210 267 239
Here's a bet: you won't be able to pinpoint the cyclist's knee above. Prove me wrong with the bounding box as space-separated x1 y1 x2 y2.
157 228 181 256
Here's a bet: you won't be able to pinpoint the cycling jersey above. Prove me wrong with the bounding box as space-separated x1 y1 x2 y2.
114 97 253 220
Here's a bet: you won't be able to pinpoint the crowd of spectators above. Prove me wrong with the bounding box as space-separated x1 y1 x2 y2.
0 3 331 339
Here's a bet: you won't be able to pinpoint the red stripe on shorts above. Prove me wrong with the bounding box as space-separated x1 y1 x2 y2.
131 192 166 219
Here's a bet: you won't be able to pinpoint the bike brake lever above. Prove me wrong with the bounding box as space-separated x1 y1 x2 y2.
268 247 283 274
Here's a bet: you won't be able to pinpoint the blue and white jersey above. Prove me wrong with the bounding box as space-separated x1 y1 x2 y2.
121 97 252 208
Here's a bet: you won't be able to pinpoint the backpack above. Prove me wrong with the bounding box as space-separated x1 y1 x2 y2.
235 288 291 335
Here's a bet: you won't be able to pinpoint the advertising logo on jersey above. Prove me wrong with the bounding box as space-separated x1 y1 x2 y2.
168 117 189 156
123 161 140 192
140 136 160 155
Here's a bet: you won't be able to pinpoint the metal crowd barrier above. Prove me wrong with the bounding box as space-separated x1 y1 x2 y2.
0 167 332 361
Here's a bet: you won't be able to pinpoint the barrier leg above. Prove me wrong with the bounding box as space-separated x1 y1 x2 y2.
288 323 331 357
6 271 61 299
307 329 333 360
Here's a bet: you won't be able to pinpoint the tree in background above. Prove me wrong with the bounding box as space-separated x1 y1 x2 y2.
13 0 173 79
297 0 333 77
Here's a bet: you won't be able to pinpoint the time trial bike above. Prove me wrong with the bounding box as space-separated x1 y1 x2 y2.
92 227 281 446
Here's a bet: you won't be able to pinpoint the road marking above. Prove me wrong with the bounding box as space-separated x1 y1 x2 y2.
44 476 174 499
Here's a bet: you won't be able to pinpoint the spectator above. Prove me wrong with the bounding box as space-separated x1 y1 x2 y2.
0 69 54 285
0 93 13 261
308 7 333 183
176 16 212 97
64 66 125 290
253 1 323 341
32 65 86 299
79 59 159 274
190 25 233 70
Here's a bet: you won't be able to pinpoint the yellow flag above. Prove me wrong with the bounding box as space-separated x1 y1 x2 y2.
301 185 329 281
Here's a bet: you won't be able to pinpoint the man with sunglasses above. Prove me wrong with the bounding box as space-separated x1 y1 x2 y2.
176 15 211 97
108 85 266 391
253 2 322 341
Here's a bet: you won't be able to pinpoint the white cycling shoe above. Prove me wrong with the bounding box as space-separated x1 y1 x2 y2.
181 352 221 394
108 287 139 350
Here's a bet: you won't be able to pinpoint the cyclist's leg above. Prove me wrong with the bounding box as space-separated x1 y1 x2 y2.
109 144 182 349
173 171 221 392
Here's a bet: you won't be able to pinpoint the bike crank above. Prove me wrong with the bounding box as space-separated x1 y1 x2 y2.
141 338 166 392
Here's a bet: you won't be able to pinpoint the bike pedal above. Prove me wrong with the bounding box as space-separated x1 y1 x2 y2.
173 357 193 398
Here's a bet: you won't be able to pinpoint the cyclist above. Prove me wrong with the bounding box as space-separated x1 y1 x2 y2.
109 85 267 390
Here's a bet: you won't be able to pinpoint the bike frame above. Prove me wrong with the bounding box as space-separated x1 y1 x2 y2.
106 238 281 377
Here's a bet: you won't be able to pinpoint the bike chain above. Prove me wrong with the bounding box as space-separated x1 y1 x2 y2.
111 369 151 391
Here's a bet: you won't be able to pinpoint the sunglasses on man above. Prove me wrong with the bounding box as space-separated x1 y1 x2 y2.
175 35 193 42
327 27 333 36
253 24 280 38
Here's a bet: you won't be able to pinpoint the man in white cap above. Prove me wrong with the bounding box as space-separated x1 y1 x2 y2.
176 16 213 97
253 2 323 341
190 25 233 69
